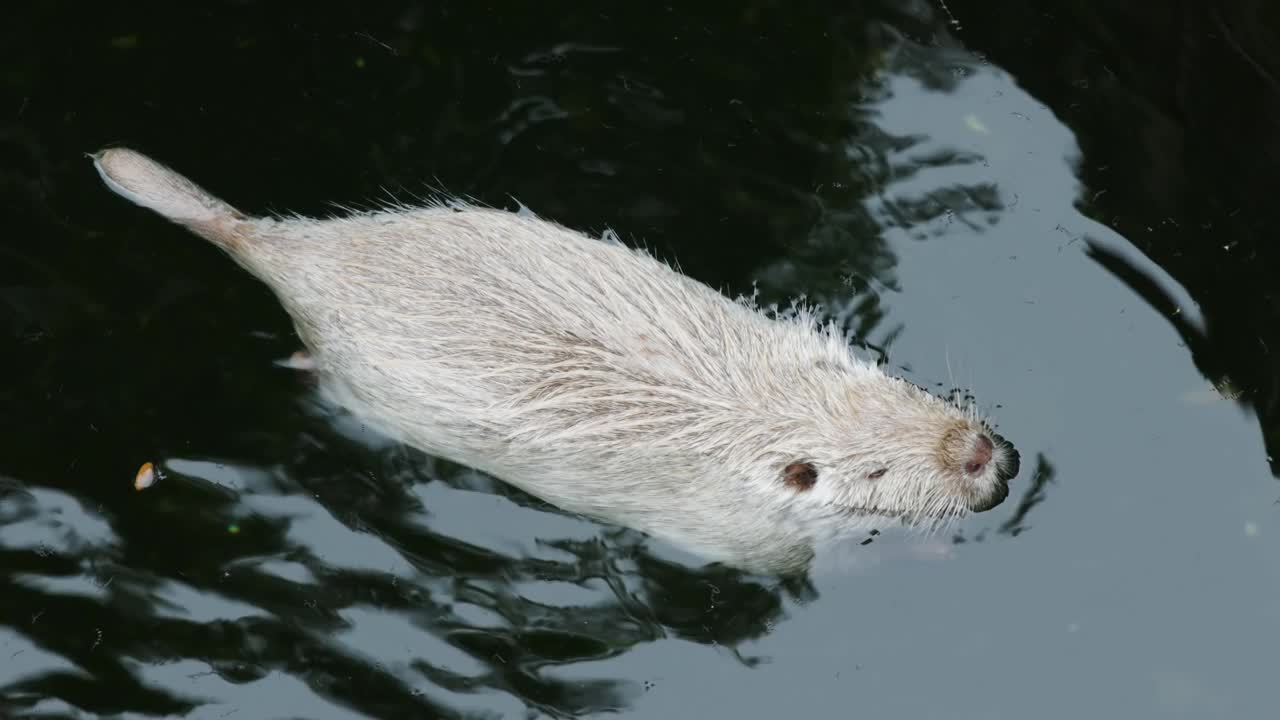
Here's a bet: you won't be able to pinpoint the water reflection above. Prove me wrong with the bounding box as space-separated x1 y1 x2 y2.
948 0 1280 480
1 439 805 716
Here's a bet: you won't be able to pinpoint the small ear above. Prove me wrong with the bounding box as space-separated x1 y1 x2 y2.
782 461 818 491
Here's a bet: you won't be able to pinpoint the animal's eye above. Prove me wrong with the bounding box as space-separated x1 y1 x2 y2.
782 461 818 491
867 468 888 480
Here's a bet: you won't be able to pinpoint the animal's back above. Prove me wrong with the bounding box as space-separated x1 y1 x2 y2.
92 147 1020 574
266 207 831 454
257 206 839 542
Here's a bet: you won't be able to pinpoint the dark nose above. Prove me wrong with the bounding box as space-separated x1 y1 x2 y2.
990 431 1020 482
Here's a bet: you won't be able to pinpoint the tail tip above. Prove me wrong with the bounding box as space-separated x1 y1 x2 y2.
91 146 248 249
92 146 165 211
92 146 172 206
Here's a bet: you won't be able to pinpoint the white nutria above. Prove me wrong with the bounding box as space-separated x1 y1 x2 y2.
93 147 1019 574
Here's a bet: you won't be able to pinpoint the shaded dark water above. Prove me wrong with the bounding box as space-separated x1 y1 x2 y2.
4 2 1279 718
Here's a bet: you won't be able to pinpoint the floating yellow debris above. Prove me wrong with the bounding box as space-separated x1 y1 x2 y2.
134 461 158 491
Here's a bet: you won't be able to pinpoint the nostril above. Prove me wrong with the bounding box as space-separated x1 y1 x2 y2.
965 434 994 475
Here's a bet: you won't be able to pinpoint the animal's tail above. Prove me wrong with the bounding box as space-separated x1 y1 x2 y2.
92 147 250 250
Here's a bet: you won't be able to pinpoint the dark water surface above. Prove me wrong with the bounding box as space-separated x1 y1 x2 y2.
5 2 1279 718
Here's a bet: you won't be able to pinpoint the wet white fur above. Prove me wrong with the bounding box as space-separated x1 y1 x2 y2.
93 148 1013 574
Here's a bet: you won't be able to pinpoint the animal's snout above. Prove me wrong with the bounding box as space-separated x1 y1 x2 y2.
964 434 994 476
964 431 1020 483
963 431 1019 513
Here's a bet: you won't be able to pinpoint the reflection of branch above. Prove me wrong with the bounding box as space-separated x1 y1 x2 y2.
997 454 1055 537
879 183 1003 235
1088 232 1280 479
1210 8 1280 98
1084 239 1207 356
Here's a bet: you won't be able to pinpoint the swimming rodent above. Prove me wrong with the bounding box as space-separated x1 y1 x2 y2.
92 147 1020 574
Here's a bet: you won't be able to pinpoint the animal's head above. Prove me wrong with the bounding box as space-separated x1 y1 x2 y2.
767 368 1019 526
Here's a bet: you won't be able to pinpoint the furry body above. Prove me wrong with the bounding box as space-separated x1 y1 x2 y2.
93 148 1018 574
